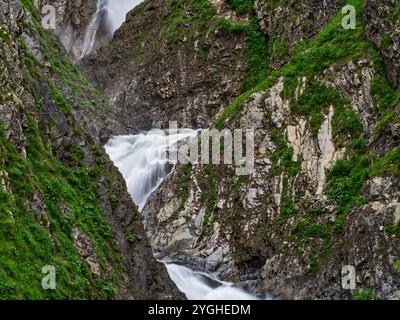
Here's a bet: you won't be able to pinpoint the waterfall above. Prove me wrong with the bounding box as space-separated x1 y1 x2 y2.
104 130 268 300
165 264 266 300
104 129 199 211
80 0 144 58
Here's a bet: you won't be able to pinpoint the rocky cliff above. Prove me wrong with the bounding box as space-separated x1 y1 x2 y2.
0 0 179 299
79 0 251 132
254 0 341 69
364 0 400 89
34 0 97 60
2 0 400 301
78 0 400 299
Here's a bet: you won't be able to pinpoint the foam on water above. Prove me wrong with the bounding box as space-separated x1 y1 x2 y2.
104 129 198 211
166 264 265 300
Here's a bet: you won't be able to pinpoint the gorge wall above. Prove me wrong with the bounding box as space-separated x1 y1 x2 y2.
79 0 400 299
79 0 249 132
0 0 179 299
1 0 400 300
35 0 97 60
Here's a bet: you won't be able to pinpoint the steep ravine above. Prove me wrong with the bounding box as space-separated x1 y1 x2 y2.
80 0 272 298
79 0 400 300
104 130 268 299
3 0 399 301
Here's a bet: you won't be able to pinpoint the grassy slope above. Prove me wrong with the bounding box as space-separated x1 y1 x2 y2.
0 1 125 299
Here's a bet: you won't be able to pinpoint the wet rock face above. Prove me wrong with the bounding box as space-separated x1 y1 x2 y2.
79 0 246 133
72 227 101 276
254 0 340 69
260 176 400 300
142 58 399 299
364 0 400 89
0 0 27 155
0 0 24 31
35 0 97 60
322 177 400 300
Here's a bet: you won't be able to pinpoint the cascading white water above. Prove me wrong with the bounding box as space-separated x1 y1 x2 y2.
104 129 199 211
105 130 267 300
81 0 144 58
165 264 264 300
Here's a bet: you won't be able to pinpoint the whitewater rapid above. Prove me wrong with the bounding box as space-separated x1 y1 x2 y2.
166 264 263 300
104 129 199 211
104 130 267 300
81 0 144 57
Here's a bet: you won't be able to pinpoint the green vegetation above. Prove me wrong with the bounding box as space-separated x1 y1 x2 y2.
371 53 400 136
386 222 400 237
241 17 270 91
161 0 216 49
198 165 218 240
109 194 119 209
291 80 348 136
23 53 41 79
225 0 254 15
280 199 297 219
369 146 400 177
127 235 137 243
48 81 72 115
393 259 400 273
21 0 103 110
38 28 102 110
293 215 333 266
332 105 363 147
353 287 373 300
159 164 192 227
392 2 400 21
270 35 289 63
294 218 330 239
215 0 269 92
326 154 369 215
282 0 370 97
69 144 85 165
0 123 123 299
0 0 129 299
380 35 393 49
271 129 301 177
262 0 289 12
